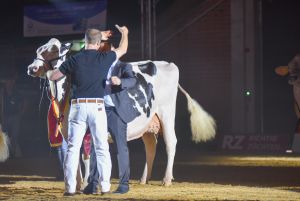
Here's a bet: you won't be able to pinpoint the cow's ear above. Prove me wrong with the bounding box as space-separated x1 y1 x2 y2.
36 45 44 54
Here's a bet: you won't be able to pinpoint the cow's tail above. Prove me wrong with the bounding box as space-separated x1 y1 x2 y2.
178 84 216 143
0 124 9 162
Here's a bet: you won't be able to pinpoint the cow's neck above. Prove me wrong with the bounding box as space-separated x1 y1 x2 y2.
48 76 70 139
49 77 66 102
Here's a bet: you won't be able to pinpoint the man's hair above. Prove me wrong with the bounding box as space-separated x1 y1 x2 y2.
85 29 102 45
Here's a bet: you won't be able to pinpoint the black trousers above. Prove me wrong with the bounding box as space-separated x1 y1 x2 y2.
88 107 130 190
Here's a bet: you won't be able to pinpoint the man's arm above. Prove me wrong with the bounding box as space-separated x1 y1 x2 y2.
46 69 65 81
111 76 136 89
111 66 136 89
113 25 129 60
47 56 74 80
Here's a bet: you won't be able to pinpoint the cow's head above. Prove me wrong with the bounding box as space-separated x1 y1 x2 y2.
27 38 71 78
275 54 300 85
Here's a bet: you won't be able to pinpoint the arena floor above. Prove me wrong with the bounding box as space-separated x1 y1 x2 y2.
0 152 300 201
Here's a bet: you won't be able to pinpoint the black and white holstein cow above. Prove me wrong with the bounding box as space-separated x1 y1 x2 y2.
27 38 216 186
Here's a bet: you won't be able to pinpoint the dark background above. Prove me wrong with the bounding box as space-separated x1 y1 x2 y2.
0 0 300 157
262 0 300 135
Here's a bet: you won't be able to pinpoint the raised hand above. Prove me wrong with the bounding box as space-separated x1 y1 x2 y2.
115 24 129 35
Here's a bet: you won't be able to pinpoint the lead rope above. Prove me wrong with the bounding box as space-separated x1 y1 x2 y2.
38 78 48 114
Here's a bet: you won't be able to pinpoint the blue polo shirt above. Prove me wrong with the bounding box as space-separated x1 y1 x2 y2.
59 49 116 99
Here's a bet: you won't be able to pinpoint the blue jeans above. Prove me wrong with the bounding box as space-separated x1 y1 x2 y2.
56 137 67 173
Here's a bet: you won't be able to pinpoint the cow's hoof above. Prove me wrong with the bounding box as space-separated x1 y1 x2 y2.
162 177 173 186
162 180 172 186
139 179 148 185
82 180 88 189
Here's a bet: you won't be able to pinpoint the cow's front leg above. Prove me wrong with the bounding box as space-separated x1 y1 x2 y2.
76 163 83 191
82 153 90 188
140 133 157 184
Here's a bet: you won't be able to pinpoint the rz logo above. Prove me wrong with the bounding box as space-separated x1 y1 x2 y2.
222 135 245 150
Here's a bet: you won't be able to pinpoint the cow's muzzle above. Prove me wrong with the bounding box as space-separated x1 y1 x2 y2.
27 66 39 76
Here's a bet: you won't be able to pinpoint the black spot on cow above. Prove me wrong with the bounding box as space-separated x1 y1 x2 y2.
128 72 155 117
138 62 157 76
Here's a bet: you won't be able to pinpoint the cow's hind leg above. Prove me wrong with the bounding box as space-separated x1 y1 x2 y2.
140 133 157 184
158 106 177 186
76 163 83 191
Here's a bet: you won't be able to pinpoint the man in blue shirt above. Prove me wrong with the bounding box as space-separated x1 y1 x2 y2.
47 25 128 196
